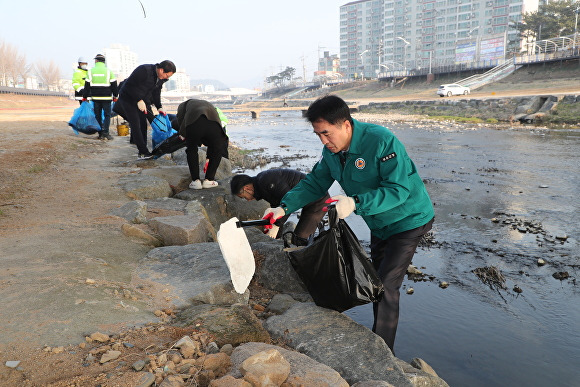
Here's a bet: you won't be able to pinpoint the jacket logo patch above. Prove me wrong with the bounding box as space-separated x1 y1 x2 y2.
355 158 366 169
381 152 397 162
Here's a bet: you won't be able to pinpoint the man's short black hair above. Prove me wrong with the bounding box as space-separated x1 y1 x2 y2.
305 94 353 126
156 60 176 74
230 174 253 195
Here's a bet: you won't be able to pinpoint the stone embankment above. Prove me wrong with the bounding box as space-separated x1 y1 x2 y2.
104 147 449 386
357 94 580 125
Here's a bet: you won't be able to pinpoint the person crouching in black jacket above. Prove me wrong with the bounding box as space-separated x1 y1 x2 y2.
231 169 330 246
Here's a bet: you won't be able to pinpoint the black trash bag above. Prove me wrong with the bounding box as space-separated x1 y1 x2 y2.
151 133 186 159
285 207 384 312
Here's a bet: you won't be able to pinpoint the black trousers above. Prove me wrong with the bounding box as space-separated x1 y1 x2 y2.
276 193 330 243
93 100 111 136
113 99 149 154
371 218 434 352
185 116 228 181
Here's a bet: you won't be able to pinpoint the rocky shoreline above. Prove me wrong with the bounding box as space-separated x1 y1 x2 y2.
80 146 450 386
355 94 580 127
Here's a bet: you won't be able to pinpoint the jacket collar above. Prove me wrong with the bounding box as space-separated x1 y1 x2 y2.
346 118 364 156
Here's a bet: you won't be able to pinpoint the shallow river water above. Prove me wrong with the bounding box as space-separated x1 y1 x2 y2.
224 109 579 387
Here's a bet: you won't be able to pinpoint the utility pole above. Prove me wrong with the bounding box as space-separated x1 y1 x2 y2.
301 55 306 85
377 39 383 78
574 6 579 51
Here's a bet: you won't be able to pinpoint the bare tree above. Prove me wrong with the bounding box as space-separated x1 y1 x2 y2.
7 50 26 87
16 54 32 87
0 40 9 86
0 40 30 87
35 60 61 90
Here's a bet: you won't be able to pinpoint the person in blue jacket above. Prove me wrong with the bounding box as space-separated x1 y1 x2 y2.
263 95 434 353
113 60 176 158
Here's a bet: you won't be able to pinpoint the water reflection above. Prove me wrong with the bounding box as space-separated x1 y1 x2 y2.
225 111 580 387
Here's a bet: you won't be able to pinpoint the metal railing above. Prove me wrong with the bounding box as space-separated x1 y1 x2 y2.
456 59 517 90
0 86 68 97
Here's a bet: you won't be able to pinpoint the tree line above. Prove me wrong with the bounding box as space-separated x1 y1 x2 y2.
0 39 62 90
515 0 579 43
265 66 296 88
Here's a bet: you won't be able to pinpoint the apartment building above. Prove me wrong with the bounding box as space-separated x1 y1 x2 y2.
102 44 139 81
165 68 191 92
340 0 540 78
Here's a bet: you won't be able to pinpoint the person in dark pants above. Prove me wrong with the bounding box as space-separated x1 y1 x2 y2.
230 169 330 246
262 95 434 353
83 54 118 140
113 60 176 158
175 99 229 189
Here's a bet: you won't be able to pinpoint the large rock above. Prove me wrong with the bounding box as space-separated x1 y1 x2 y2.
121 223 162 246
145 197 191 213
149 214 216 245
141 166 191 193
149 201 215 245
110 200 147 223
263 302 412 386
513 96 544 115
119 174 173 200
250 241 309 297
397 359 449 387
175 304 270 347
173 184 232 228
138 243 248 307
229 342 349 387
240 348 290 386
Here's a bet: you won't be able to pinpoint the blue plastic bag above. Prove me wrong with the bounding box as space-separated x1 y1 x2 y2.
151 114 177 148
68 101 101 135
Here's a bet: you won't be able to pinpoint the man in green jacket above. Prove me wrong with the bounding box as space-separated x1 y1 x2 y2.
263 95 434 353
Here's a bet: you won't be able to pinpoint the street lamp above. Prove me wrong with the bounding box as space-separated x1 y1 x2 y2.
359 50 369 79
396 37 410 73
574 5 580 51
468 26 480 36
468 26 480 64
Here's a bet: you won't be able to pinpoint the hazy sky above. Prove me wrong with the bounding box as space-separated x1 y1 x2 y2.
0 0 342 88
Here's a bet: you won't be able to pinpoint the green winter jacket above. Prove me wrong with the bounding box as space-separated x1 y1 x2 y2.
215 107 229 131
84 62 118 100
280 119 434 239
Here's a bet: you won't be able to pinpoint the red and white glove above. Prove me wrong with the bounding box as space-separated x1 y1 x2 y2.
323 195 356 219
262 207 285 234
203 159 209 173
265 225 279 238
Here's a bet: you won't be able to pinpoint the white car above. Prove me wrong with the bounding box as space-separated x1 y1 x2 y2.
437 84 470 97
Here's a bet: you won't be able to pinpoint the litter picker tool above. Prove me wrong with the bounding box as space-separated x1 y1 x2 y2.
217 218 270 294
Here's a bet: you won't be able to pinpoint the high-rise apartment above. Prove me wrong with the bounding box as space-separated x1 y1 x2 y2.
340 0 540 78
102 44 139 81
165 68 191 92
